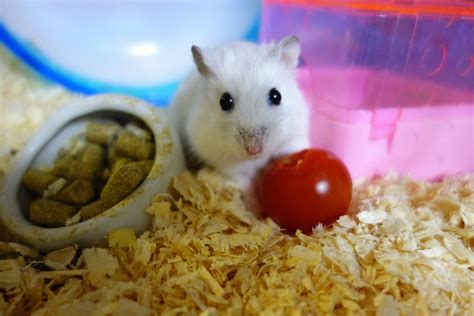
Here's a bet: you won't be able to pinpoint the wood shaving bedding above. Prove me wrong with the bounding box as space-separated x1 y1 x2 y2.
1 44 473 315
0 171 473 315
0 45 78 178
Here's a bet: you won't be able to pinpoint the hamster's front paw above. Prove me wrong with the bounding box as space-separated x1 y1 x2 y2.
231 173 263 215
241 185 262 216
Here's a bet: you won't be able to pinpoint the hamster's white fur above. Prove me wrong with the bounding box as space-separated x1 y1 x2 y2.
169 36 309 204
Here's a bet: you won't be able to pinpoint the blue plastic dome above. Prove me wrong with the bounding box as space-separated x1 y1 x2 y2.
0 0 261 105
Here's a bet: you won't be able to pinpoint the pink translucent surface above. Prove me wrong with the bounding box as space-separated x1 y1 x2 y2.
263 2 474 179
297 68 474 179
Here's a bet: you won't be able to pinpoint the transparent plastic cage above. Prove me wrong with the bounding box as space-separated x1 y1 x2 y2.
261 0 474 179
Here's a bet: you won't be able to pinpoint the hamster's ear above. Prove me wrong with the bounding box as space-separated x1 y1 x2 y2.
191 45 214 78
272 35 300 69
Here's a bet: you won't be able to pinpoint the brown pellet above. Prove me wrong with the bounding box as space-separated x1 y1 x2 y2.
22 169 57 195
68 160 96 182
101 163 146 206
112 158 133 172
80 143 104 170
80 200 109 221
85 121 121 145
134 160 154 176
116 131 154 161
106 141 127 166
30 198 78 228
24 118 156 227
53 155 74 178
56 179 95 205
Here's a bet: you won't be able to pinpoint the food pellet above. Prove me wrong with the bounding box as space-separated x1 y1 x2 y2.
85 121 121 145
80 143 104 171
22 169 57 195
134 160 154 176
106 141 126 166
80 200 108 221
23 118 155 227
68 160 96 182
116 131 154 161
53 155 74 178
101 162 147 206
30 198 78 228
56 179 95 205
112 158 133 172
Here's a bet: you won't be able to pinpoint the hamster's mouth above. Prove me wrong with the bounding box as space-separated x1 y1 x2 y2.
235 148 263 160
246 154 262 160
243 150 265 160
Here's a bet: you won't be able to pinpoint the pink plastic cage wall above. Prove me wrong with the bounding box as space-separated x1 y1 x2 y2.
261 0 474 179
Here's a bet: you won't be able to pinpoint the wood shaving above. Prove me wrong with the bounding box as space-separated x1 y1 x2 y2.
0 242 39 258
44 246 77 271
0 170 472 315
1 43 473 315
0 45 78 177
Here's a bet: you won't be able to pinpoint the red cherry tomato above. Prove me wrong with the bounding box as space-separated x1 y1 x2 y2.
257 149 352 233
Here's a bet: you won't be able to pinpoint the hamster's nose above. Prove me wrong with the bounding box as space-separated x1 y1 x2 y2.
239 127 267 156
244 140 263 155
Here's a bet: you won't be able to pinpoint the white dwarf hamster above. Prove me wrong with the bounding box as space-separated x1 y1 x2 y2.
169 35 310 203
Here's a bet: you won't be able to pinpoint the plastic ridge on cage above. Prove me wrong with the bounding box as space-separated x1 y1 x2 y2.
264 0 474 16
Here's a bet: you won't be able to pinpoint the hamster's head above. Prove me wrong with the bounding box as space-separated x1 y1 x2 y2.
187 36 307 167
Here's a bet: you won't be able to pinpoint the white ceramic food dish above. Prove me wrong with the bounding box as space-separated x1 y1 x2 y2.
0 94 186 252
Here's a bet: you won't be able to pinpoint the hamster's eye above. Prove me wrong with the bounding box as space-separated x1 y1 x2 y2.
268 88 281 106
220 92 234 112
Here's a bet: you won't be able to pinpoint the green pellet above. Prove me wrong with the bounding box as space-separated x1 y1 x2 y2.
116 131 154 161
80 143 104 171
29 198 77 228
80 200 108 221
85 121 121 145
56 179 95 205
22 169 57 195
101 163 146 206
